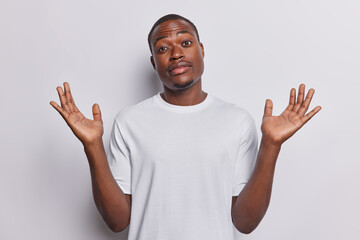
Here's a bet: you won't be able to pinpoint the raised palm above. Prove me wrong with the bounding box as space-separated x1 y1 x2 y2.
50 82 103 145
261 84 321 145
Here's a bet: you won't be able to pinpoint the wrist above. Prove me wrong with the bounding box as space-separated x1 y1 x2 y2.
260 135 282 151
83 137 103 149
256 137 282 167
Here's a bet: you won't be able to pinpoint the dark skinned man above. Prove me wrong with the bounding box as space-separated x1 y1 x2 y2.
50 14 321 240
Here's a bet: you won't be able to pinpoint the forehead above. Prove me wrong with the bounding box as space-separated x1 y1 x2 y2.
150 19 196 44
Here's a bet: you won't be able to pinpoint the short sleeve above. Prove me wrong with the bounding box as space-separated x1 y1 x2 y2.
232 115 258 196
106 118 132 194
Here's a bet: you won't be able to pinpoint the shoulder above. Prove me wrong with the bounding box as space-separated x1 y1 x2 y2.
210 95 255 125
113 95 156 125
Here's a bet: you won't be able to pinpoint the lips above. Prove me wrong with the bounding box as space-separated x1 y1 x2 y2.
168 61 192 76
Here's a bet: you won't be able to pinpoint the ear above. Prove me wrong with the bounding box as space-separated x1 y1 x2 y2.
200 42 205 58
150 56 156 70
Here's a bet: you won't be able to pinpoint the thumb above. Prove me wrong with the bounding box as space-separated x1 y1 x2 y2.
92 103 102 121
263 99 273 117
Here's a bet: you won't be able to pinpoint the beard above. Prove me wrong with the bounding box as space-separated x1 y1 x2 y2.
173 79 194 89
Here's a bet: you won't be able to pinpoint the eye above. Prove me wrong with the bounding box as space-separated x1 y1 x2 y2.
182 40 192 46
158 46 168 53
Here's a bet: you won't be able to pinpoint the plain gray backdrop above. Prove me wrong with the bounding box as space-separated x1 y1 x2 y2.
1 0 359 239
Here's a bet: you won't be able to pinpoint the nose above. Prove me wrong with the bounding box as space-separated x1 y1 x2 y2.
170 45 184 61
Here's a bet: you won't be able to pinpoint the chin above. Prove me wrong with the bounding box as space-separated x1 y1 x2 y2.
173 79 194 89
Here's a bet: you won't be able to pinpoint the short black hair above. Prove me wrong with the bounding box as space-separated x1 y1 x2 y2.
147 14 200 54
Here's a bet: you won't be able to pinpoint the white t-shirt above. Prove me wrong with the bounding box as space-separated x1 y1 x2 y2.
107 92 259 240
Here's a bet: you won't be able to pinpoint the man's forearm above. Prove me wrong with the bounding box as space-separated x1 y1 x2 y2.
231 137 281 234
84 139 131 232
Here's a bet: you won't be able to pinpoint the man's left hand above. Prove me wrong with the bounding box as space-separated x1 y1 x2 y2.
261 84 322 146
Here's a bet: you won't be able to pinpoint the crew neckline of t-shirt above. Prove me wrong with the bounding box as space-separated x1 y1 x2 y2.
154 91 214 113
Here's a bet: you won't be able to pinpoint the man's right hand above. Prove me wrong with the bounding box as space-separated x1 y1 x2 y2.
50 82 104 146
50 82 130 232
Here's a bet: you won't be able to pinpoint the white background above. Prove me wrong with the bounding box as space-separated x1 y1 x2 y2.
1 0 359 239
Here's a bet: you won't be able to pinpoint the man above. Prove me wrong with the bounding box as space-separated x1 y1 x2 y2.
50 14 321 239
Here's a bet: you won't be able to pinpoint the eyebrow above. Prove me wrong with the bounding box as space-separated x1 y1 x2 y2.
153 30 195 48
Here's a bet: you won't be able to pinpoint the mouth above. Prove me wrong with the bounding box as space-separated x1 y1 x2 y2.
168 61 192 76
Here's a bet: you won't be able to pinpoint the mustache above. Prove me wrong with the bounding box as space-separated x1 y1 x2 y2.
168 61 192 71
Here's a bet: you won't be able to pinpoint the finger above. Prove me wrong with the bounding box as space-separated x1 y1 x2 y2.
63 82 86 120
285 88 296 111
92 103 102 121
49 101 70 121
298 88 315 116
56 86 71 112
263 99 273 117
296 84 305 104
64 82 75 112
293 84 305 112
301 106 322 125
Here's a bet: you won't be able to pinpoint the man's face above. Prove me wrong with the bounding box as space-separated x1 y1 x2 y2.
150 19 204 91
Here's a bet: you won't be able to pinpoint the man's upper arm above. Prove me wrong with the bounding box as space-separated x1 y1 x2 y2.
231 196 237 223
232 196 237 209
125 194 132 209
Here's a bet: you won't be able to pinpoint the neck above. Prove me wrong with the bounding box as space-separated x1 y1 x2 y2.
160 79 207 106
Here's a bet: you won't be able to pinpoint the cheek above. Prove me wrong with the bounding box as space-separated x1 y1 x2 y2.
153 58 170 77
154 56 167 68
193 52 204 70
189 47 204 61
